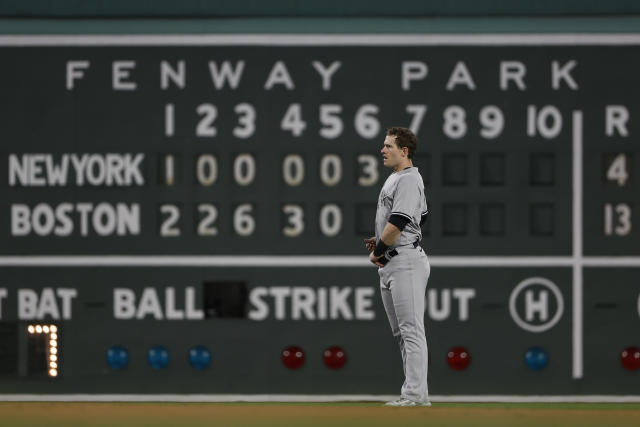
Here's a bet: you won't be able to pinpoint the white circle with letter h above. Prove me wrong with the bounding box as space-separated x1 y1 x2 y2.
509 277 564 333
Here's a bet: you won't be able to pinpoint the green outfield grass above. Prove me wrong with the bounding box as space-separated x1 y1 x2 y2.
1 402 639 427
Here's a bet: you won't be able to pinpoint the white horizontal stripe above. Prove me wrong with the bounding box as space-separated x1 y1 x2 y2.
0 255 639 267
0 394 638 403
580 257 640 267
0 256 367 267
432 256 576 267
3 34 640 46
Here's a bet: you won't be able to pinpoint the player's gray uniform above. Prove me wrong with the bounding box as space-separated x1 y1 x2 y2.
375 167 430 404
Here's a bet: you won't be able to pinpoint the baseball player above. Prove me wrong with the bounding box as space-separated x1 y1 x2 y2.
365 127 430 407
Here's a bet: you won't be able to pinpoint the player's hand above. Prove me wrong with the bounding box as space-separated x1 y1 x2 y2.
369 251 385 267
364 237 376 252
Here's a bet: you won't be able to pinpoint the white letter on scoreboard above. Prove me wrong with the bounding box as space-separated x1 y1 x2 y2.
552 60 578 90
453 288 476 321
11 204 31 236
606 105 629 137
161 60 185 89
18 289 38 319
37 288 60 319
113 288 136 319
427 289 450 321
330 287 352 320
446 61 476 90
500 61 526 90
355 288 375 320
525 290 549 321
248 287 269 321
56 288 77 320
136 288 163 319
269 287 291 320
165 287 184 320
291 287 316 320
312 61 342 90
401 61 428 90
113 61 137 91
265 61 294 90
66 60 90 90
185 286 204 320
209 61 245 90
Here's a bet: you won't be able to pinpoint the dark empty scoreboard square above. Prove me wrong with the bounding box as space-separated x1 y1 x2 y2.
355 203 376 235
479 204 505 236
0 322 17 375
479 153 505 186
529 203 555 236
442 203 468 236
203 281 248 318
413 154 431 185
529 153 556 186
442 154 468 186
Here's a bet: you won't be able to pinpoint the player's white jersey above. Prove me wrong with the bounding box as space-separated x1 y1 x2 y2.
375 167 428 248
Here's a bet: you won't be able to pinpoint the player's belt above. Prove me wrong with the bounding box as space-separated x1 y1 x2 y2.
379 240 420 265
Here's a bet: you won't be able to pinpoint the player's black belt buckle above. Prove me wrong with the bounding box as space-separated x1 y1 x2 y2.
379 240 420 265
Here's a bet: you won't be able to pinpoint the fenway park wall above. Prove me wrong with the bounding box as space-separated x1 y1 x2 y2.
0 17 639 396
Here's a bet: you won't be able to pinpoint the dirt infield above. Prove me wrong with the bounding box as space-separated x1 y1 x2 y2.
1 402 640 427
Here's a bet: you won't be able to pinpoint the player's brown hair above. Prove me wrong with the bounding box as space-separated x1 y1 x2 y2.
386 127 417 159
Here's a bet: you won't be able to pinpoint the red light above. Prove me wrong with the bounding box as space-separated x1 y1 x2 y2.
620 346 640 371
323 346 347 370
447 346 471 371
281 345 305 370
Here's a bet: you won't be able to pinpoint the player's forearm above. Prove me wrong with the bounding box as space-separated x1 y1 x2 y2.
380 222 402 246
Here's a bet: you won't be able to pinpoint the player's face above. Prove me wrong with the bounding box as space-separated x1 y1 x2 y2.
381 135 405 170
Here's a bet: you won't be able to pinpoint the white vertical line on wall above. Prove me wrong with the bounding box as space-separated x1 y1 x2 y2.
572 110 584 379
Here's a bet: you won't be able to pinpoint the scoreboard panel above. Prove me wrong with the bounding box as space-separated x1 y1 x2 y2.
0 44 596 256
0 35 639 396
0 266 586 394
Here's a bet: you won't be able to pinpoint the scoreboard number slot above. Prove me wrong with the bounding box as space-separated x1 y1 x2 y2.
233 204 256 237
233 154 256 186
197 204 219 236
357 154 378 186
159 204 181 237
319 204 342 237
320 155 342 187
282 204 304 237
604 203 632 236
195 154 219 186
282 155 305 186
605 153 630 186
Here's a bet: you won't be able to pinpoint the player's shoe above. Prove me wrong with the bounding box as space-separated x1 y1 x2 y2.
384 398 432 407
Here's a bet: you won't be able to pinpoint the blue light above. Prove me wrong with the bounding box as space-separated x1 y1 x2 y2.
106 345 129 370
147 345 170 370
525 346 549 371
188 345 212 370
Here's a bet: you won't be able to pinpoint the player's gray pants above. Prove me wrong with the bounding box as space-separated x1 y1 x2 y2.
378 245 430 403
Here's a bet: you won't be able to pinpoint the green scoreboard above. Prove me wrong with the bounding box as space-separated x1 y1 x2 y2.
0 34 638 397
